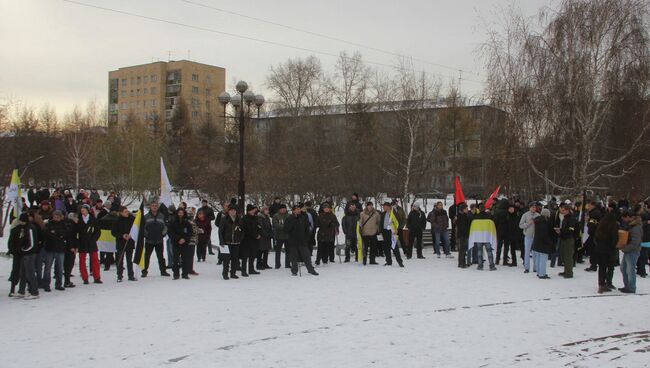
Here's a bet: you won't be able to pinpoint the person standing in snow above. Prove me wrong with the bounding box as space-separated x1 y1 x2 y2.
532 208 555 279
168 208 194 280
272 204 290 269
341 203 360 262
284 203 318 276
197 199 215 255
406 203 427 259
241 204 262 277
9 213 41 299
380 202 405 267
619 209 642 293
256 206 273 270
456 204 471 268
469 204 498 271
219 206 242 280
428 202 453 258
359 202 381 265
77 205 102 285
42 210 69 291
195 209 212 263
112 206 137 282
519 202 540 273
556 204 577 278
316 202 339 265
303 201 319 255
142 202 170 278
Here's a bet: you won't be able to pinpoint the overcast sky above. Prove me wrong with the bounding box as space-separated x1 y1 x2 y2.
1 0 555 115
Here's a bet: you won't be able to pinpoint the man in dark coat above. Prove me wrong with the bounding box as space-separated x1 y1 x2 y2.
303 201 318 255
272 205 291 269
316 203 339 265
284 204 318 276
269 197 283 217
143 202 170 277
380 202 404 267
556 204 577 278
42 210 69 291
584 202 603 272
241 204 261 276
256 206 273 270
406 203 427 259
456 204 471 268
341 203 360 262
344 193 363 217
219 206 242 280
427 202 452 258
9 213 41 299
111 206 137 282
168 208 193 280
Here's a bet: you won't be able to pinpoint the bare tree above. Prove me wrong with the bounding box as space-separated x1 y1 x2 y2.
266 56 324 116
483 0 650 195
62 107 94 189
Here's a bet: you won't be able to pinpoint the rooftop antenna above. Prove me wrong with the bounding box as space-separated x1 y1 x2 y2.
187 49 191 61
167 51 172 61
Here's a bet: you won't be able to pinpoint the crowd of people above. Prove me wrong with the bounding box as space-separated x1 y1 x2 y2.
5 189 650 300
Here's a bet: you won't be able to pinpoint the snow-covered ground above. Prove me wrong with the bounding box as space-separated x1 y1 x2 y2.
2 246 648 367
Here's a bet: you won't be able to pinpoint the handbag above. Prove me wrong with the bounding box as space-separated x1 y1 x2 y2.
616 230 629 249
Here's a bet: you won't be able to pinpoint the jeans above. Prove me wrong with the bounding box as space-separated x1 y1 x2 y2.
524 236 533 271
434 230 450 255
43 251 65 288
621 252 640 292
534 252 549 277
166 237 174 268
476 242 495 268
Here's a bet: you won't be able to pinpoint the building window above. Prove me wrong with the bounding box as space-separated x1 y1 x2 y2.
121 79 127 87
121 90 126 98
121 114 127 121
192 111 199 118
121 103 128 110
205 89 211 96
205 76 212 84
130 90 134 97
151 75 158 82
165 110 172 119
191 98 199 107
143 76 149 84
192 74 199 81
151 100 157 107
192 86 199 93
144 88 148 95
136 89 140 96
151 87 157 94
130 77 135 85
205 100 210 109
137 76 141 85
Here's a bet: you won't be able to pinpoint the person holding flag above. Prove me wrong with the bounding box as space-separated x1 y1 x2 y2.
380 202 405 267
112 206 137 282
468 204 498 271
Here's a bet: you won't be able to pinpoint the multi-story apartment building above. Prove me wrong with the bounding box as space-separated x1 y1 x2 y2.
108 60 226 125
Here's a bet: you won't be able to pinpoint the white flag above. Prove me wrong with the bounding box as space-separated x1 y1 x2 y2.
160 157 173 207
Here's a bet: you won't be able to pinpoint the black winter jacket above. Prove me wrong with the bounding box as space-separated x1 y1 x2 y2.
77 216 101 253
285 213 310 248
219 215 243 245
407 210 427 232
44 219 69 253
532 216 555 254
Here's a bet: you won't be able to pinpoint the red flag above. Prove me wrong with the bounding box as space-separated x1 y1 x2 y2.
454 176 466 205
485 185 501 209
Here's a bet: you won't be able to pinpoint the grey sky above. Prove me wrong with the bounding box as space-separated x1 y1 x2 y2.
1 0 554 115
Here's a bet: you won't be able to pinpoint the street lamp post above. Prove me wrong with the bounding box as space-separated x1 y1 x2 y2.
218 81 264 213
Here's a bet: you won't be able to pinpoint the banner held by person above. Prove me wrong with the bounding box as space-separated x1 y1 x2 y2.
130 201 146 269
